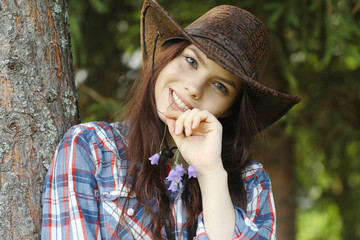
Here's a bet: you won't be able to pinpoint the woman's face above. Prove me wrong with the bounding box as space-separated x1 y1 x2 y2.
155 44 241 122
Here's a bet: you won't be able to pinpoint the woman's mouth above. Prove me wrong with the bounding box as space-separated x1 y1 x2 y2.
170 90 191 112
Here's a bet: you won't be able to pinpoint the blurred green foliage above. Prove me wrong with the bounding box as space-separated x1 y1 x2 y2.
296 203 343 240
67 0 360 239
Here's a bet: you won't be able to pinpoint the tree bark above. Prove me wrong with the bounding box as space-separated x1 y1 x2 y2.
0 0 79 239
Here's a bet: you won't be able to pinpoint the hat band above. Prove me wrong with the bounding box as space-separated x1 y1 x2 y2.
186 28 254 79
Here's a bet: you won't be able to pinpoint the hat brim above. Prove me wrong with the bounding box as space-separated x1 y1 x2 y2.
141 0 301 130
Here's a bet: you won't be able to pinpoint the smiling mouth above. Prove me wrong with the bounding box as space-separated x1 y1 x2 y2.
171 91 190 111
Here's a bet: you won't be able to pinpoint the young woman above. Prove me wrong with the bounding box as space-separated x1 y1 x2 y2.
41 0 300 239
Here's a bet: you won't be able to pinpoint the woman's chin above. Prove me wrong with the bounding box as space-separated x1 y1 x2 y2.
157 111 167 124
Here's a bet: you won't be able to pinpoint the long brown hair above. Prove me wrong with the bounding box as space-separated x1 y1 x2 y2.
120 40 260 239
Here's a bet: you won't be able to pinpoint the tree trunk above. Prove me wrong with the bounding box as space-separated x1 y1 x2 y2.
0 0 79 239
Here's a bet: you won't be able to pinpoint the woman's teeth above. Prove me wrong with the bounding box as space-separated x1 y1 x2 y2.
172 92 190 111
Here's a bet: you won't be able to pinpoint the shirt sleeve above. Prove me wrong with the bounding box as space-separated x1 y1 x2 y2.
41 125 101 240
195 166 276 240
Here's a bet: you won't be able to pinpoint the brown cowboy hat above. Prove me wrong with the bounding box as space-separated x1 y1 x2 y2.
141 0 301 130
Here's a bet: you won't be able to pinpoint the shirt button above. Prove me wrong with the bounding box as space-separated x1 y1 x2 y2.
127 208 134 216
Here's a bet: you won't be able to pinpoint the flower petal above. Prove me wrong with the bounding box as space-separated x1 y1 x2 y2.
175 164 186 176
187 165 199 178
168 181 179 192
166 169 182 182
148 153 160 165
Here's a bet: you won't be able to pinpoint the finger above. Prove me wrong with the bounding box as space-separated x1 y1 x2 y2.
164 110 187 135
192 110 221 136
192 110 205 129
166 117 185 144
182 109 201 136
173 110 191 136
166 117 176 135
163 110 182 119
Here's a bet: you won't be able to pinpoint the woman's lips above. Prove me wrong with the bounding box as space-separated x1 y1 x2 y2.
169 89 193 112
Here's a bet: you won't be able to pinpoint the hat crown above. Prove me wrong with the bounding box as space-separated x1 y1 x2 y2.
185 5 270 81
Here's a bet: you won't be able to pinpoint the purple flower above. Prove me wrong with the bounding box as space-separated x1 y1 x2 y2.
168 181 179 192
149 153 160 165
175 164 186 177
187 165 198 178
166 169 182 182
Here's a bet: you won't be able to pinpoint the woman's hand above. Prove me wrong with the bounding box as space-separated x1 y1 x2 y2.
165 109 236 240
164 109 224 174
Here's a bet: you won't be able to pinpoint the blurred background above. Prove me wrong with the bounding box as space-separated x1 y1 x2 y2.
67 0 360 239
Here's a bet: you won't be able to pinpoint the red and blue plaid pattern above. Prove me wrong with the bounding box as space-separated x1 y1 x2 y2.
42 121 276 239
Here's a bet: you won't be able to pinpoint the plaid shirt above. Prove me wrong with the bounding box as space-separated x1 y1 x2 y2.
42 121 276 239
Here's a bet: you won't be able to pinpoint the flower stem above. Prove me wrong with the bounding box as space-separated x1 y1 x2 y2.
173 148 180 166
159 124 167 152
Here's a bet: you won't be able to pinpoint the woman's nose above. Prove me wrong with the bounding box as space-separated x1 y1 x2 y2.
184 78 205 100
185 75 206 100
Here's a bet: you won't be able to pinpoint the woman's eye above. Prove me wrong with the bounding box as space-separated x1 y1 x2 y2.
186 56 198 68
214 82 229 94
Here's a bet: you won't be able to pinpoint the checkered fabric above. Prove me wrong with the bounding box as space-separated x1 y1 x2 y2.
42 121 276 239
